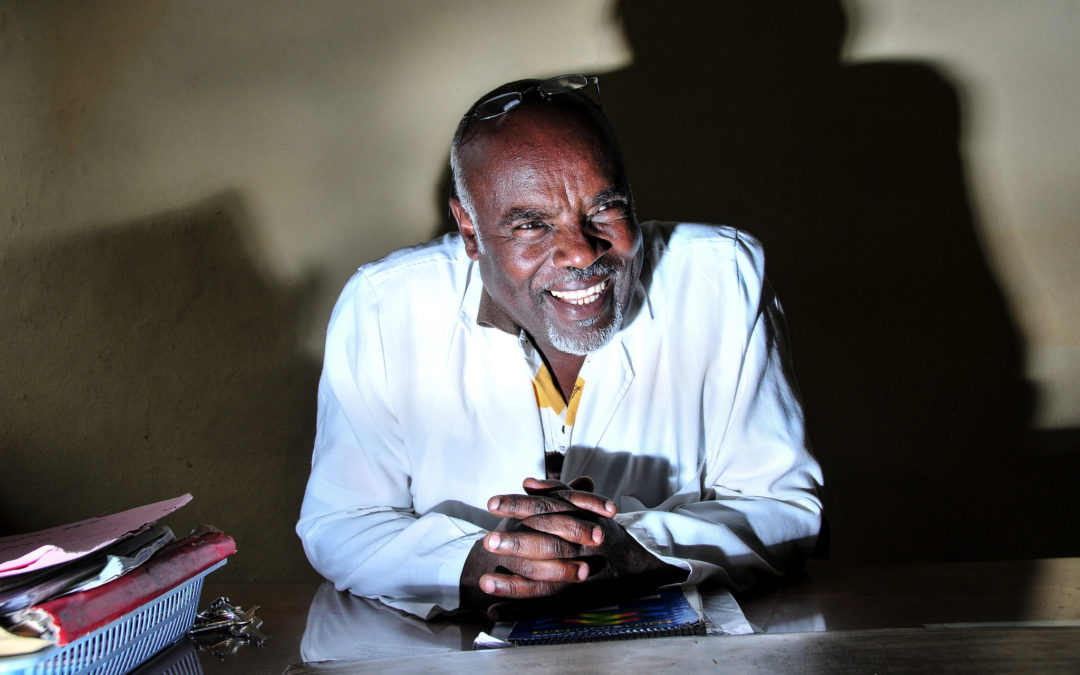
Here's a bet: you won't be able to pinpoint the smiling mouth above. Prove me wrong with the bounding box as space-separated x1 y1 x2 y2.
548 279 610 306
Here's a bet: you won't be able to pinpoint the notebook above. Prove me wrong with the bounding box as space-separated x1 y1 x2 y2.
506 587 706 645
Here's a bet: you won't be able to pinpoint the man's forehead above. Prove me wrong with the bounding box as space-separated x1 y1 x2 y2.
459 104 617 176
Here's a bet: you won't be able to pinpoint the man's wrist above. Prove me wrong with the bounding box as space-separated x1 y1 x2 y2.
616 521 690 585
459 538 497 610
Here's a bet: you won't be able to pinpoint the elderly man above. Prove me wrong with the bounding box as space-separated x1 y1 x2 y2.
297 75 823 620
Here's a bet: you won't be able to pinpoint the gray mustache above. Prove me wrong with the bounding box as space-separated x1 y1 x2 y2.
548 261 617 287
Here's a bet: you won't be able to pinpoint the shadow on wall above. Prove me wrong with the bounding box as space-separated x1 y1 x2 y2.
599 0 1080 565
0 191 322 582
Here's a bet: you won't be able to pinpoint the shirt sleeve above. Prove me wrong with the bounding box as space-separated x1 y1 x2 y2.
614 231 824 589
295 272 484 619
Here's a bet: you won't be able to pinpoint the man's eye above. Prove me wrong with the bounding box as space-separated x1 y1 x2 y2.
514 221 547 233
592 201 628 221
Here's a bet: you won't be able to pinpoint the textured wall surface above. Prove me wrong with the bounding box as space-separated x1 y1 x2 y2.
2 0 1078 581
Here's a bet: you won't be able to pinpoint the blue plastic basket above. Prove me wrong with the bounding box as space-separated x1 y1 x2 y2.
0 559 225 675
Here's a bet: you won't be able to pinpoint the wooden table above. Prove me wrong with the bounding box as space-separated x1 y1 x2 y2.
138 558 1080 673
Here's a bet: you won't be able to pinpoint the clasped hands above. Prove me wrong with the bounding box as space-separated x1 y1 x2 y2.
460 476 680 619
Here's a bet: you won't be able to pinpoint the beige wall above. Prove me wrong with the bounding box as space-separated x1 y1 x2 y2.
845 0 1080 428
2 0 1078 580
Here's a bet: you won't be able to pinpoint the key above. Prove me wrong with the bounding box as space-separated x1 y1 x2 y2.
236 619 268 644
192 596 269 647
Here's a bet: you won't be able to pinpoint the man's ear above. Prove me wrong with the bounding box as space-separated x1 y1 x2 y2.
449 198 481 261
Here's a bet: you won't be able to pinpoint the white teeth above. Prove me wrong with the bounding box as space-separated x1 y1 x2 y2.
549 279 609 305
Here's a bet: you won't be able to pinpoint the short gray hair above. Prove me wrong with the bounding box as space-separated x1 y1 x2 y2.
448 137 477 224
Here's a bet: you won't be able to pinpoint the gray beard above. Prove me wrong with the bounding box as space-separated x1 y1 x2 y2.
543 298 624 356
538 259 625 355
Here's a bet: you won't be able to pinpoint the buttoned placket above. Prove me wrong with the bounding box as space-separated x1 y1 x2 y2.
518 332 590 465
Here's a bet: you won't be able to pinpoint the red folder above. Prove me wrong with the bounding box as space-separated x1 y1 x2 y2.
27 530 235 644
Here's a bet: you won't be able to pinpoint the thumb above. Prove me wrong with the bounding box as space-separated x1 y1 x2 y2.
568 475 595 493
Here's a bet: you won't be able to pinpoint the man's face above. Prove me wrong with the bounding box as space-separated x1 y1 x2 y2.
451 108 643 357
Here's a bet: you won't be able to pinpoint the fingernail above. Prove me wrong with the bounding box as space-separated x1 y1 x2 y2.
489 497 501 511
592 527 603 544
486 533 501 550
577 563 589 580
481 577 496 594
605 501 616 514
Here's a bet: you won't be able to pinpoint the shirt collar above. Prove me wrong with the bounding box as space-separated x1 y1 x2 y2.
476 286 520 335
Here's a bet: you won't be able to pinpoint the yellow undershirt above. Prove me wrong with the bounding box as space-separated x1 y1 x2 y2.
531 363 584 480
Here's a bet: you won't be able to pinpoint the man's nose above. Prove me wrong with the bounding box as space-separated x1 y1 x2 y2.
551 222 609 269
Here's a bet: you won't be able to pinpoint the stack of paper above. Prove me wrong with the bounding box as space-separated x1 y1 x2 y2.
0 495 204 657
12 528 235 645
